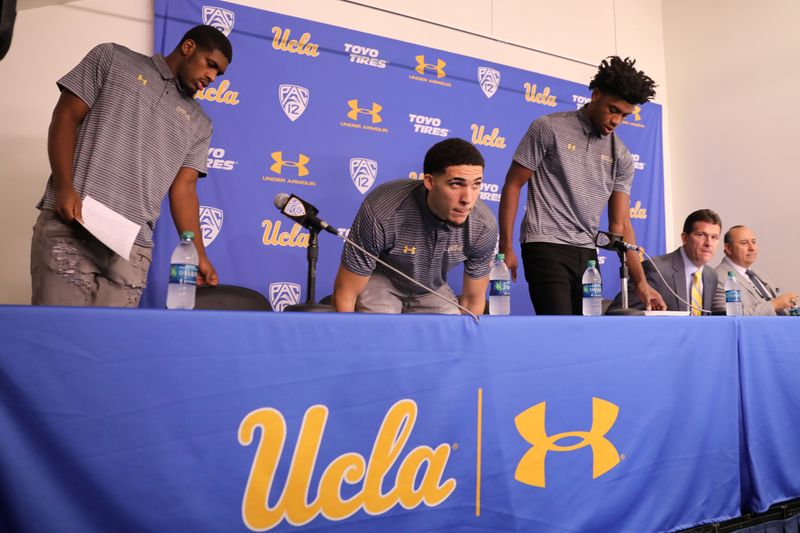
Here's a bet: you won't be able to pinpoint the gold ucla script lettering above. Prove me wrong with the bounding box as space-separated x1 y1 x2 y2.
470 124 506 149
195 79 240 105
271 27 320 57
261 220 309 248
630 200 648 220
238 399 455 530
524 83 557 107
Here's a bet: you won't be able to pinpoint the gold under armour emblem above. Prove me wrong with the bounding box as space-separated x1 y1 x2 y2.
403 246 416 254
137 74 148 86
567 143 576 151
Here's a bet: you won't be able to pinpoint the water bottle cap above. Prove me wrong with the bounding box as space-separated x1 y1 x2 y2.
727 271 735 278
180 231 195 241
587 259 596 267
496 253 505 260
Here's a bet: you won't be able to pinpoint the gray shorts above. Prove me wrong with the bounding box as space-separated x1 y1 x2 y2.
30 209 152 307
356 271 460 314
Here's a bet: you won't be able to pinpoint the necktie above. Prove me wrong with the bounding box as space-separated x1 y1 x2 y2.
746 269 773 300
690 270 702 316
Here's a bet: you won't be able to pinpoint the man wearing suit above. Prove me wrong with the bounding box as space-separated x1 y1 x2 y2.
610 209 721 314
712 225 798 315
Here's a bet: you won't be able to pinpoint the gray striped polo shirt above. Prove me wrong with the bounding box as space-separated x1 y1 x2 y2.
513 105 634 248
342 179 498 294
37 43 212 247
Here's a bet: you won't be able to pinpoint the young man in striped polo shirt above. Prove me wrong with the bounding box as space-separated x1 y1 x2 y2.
31 25 232 307
333 138 498 315
498 56 667 315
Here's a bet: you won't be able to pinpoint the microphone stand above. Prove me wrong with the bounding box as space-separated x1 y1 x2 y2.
285 228 334 312
605 247 644 316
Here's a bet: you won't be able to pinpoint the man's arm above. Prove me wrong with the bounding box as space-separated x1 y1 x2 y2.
332 264 371 312
48 90 90 223
460 274 490 316
498 161 532 282
608 191 666 310
168 167 217 286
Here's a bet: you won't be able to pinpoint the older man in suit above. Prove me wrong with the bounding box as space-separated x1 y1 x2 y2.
610 209 721 314
712 225 797 315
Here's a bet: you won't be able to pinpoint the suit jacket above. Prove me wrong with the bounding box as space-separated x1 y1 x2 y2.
609 248 718 313
712 256 780 316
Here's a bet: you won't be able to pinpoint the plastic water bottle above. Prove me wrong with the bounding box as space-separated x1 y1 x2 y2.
582 259 603 316
725 271 743 316
489 253 511 315
166 231 199 310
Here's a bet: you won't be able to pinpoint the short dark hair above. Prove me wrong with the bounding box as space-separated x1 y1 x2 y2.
589 56 656 105
682 209 722 235
724 225 746 245
423 138 485 175
179 25 233 63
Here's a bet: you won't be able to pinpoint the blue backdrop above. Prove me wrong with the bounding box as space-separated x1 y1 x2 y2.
142 0 666 313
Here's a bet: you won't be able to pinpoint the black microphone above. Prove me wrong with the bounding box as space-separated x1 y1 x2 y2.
595 230 642 252
274 193 339 235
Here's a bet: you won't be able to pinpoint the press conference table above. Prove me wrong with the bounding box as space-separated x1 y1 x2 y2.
1 306 798 532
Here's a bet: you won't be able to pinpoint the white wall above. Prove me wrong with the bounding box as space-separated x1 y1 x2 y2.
663 0 800 292
0 0 668 304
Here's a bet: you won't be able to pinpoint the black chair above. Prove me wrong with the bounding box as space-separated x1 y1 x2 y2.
194 284 271 311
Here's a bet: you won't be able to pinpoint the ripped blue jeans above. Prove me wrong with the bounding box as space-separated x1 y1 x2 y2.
30 209 152 307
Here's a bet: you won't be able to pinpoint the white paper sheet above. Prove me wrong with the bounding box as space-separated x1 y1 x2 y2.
78 196 140 261
643 310 691 316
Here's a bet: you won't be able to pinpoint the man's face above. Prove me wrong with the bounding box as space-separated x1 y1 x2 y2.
588 89 635 136
176 40 229 94
725 226 758 269
424 165 483 225
681 221 721 267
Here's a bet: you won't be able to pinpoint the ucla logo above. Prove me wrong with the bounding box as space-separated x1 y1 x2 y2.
199 206 223 247
524 82 557 107
471 124 506 149
408 171 424 181
514 397 620 488
202 6 234 36
630 200 647 220
195 79 240 105
271 27 320 57
268 282 301 312
270 152 310 177
238 399 455 530
261 220 309 248
347 100 382 123
478 67 501 98
349 158 378 195
415 55 446 78
279 84 309 122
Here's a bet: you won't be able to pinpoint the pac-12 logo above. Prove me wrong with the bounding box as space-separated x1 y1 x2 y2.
514 397 620 488
201 6 234 36
478 67 501 98
349 158 378 194
268 282 301 311
279 84 309 122
283 197 306 217
199 206 223 247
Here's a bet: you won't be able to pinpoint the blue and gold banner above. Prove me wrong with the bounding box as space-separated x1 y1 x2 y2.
142 0 666 313
0 308 741 531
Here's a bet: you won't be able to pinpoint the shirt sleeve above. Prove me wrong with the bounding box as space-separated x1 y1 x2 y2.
613 141 635 195
182 119 212 178
512 115 555 172
341 199 385 276
57 43 115 109
464 206 499 279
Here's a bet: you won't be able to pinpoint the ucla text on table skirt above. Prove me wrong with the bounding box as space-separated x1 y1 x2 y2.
0 307 742 532
143 0 666 315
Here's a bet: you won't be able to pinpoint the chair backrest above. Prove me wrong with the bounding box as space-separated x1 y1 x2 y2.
194 285 271 311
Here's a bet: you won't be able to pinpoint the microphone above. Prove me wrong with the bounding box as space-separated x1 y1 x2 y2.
274 193 339 235
595 230 642 252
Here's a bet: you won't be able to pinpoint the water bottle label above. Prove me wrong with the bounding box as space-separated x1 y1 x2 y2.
725 289 742 303
582 283 602 298
489 279 511 296
170 263 198 285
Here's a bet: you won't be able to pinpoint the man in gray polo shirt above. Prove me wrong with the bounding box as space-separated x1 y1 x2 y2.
498 56 666 315
31 25 232 307
333 138 498 315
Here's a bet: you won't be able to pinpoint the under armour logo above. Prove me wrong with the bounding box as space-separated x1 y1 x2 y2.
346 100 382 123
632 105 641 121
403 246 416 254
270 152 310 177
137 74 148 86
514 397 620 488
415 55 446 78
567 143 576 151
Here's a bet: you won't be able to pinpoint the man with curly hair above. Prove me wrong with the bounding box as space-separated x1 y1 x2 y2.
498 56 666 315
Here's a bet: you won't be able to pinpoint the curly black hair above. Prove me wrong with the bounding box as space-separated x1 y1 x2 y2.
589 56 656 105
423 138 485 175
